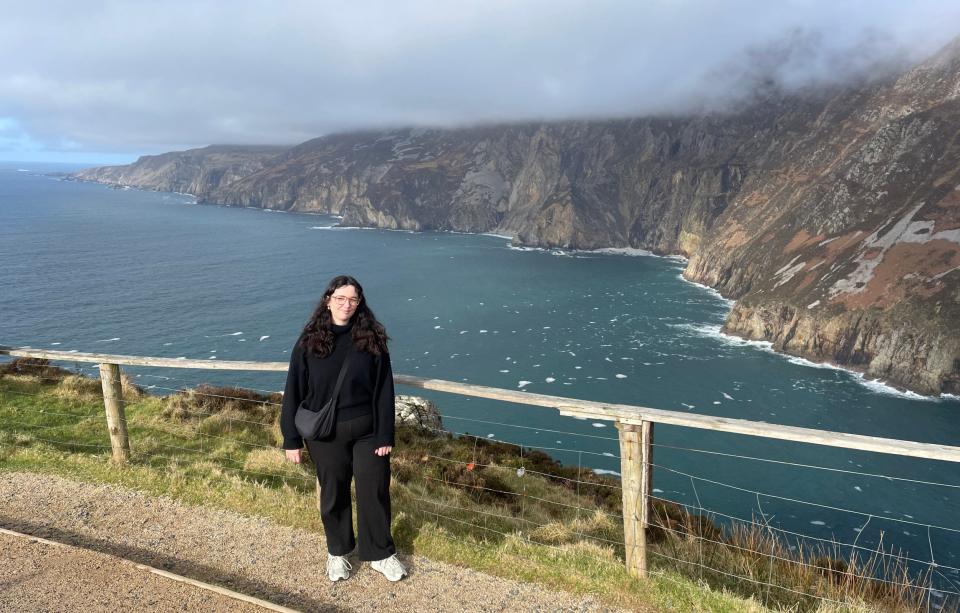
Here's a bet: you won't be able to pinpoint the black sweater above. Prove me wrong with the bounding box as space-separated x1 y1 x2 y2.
280 323 395 449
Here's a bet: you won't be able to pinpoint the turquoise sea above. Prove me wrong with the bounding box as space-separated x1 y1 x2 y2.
2 163 959 595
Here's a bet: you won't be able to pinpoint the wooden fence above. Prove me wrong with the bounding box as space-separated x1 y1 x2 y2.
3 344 960 579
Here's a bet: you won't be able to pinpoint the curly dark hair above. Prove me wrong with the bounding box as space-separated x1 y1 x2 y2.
299 275 389 357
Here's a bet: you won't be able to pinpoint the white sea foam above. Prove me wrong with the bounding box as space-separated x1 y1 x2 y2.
97 337 120 342
852 374 938 401
678 275 736 306
722 392 734 400
259 336 269 342
314 225 380 232
518 380 532 388
785 354 939 400
504 244 592 258
591 422 607 428
594 469 621 477
227 331 243 336
673 322 775 351
784 355 848 371
545 377 556 383
615 374 627 379
50 342 61 346
590 247 655 257
163 342 173 346
810 520 826 526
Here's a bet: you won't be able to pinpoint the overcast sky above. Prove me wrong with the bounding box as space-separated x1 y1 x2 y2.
2 1 959 164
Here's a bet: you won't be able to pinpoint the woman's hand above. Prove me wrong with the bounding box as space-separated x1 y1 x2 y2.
374 446 393 456
285 449 302 463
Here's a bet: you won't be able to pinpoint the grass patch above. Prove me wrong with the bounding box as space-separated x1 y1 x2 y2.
0 365 942 613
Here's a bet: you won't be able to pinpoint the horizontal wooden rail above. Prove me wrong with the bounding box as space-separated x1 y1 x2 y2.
0 346 286 371
4 344 960 463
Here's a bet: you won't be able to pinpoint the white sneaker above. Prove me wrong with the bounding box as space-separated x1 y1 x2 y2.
370 554 407 582
327 553 352 582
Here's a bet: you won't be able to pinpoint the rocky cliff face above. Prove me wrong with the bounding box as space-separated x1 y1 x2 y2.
685 37 960 395
73 39 960 395
73 145 289 195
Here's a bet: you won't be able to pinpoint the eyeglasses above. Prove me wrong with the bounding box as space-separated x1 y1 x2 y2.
330 295 360 307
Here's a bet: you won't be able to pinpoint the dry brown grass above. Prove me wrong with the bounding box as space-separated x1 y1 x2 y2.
649 508 939 612
0 357 71 380
163 384 281 422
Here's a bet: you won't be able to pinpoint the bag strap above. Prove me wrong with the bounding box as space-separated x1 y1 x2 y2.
329 344 353 405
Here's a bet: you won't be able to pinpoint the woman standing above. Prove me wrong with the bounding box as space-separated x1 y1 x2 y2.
281 275 407 582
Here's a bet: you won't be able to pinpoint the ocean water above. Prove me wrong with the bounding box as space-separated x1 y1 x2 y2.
2 163 959 591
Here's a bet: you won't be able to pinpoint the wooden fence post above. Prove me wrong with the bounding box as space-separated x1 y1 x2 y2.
617 420 654 578
98 362 130 463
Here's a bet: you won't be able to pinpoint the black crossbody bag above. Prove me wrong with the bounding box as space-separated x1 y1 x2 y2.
294 349 352 440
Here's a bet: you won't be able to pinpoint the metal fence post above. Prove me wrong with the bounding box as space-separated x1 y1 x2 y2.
617 420 653 577
98 362 130 463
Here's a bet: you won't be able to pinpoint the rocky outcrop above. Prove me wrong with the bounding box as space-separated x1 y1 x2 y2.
73 38 960 395
394 395 445 432
726 301 960 394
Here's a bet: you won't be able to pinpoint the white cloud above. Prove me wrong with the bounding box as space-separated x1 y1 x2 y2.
1 0 958 161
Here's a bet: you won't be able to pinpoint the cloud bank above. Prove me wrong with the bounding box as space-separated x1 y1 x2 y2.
2 1 959 161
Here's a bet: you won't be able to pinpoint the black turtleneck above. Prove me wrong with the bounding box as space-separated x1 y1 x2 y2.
280 322 395 449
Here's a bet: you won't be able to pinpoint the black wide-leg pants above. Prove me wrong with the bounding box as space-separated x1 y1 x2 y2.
305 413 396 561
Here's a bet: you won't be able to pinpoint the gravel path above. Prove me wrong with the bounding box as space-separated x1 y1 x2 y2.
0 472 628 612
0 532 268 613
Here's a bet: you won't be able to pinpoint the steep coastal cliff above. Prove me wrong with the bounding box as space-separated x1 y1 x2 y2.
74 39 960 395
74 145 289 195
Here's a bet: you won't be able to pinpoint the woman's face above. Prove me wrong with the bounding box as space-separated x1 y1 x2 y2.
328 284 360 325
